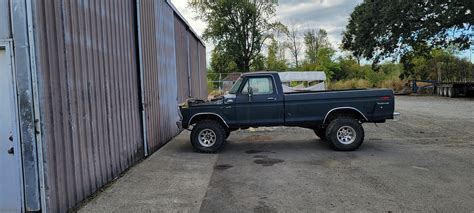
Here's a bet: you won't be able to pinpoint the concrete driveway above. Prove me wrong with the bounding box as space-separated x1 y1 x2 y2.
80 96 474 212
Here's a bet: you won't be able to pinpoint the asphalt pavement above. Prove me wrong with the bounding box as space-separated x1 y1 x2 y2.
80 96 474 212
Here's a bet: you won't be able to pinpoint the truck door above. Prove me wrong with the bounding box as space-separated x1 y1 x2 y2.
0 41 24 212
235 75 284 126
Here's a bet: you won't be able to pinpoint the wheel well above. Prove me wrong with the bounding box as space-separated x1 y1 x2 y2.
324 108 367 125
189 114 228 129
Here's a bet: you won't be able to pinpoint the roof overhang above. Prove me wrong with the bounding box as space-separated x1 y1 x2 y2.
166 0 206 47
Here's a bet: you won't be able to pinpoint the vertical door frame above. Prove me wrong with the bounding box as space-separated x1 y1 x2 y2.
135 0 149 157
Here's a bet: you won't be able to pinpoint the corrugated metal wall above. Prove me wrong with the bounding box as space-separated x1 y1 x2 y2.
188 33 201 98
33 0 143 211
138 0 180 153
24 0 207 211
0 0 10 39
175 14 208 102
138 0 209 153
138 0 160 153
174 16 190 103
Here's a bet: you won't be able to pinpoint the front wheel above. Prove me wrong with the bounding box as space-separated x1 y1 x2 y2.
190 120 226 153
326 117 364 151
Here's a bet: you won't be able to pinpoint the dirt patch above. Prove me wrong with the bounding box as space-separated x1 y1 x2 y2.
214 164 233 171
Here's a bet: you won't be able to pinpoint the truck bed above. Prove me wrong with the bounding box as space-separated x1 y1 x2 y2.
283 89 394 126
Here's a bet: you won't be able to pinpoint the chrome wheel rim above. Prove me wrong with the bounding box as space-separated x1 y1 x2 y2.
336 126 356 145
198 129 216 147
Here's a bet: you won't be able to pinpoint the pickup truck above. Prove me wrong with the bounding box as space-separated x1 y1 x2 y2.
179 72 399 153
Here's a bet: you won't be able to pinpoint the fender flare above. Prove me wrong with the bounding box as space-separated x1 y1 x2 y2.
323 107 368 124
188 113 230 128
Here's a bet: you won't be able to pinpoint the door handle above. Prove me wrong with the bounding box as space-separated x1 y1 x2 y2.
267 97 276 101
8 147 14 155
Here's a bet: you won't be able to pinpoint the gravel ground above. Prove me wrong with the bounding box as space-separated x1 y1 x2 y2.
80 95 474 212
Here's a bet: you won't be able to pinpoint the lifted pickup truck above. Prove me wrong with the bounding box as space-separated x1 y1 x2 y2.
180 72 399 153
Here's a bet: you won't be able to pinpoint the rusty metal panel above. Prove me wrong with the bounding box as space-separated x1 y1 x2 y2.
138 0 180 153
32 0 143 211
0 0 11 39
174 16 190 103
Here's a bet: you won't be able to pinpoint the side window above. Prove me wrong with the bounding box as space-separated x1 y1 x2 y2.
241 77 274 95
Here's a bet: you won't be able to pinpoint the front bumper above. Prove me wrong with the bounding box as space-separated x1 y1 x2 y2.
393 112 401 121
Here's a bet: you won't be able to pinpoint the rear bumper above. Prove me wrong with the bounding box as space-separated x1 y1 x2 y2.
393 112 401 121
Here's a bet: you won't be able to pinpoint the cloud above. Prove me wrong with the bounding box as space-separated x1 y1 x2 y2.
170 0 364 62
277 0 362 47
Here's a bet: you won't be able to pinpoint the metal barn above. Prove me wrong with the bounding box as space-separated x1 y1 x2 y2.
0 0 206 212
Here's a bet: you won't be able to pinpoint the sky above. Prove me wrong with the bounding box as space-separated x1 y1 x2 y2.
170 0 473 63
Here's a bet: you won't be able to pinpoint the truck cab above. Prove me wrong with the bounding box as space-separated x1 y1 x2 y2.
224 72 284 127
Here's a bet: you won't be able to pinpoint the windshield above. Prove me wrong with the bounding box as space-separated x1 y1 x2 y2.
228 78 243 94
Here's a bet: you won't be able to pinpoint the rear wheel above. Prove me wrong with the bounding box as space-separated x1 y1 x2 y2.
313 128 326 140
326 117 364 151
190 120 226 153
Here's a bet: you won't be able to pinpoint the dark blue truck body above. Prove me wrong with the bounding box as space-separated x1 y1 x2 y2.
181 72 395 129
179 72 398 152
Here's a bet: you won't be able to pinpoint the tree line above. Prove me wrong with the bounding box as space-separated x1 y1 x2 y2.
192 0 473 84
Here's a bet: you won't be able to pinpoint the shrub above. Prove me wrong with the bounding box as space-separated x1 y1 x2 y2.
329 78 405 92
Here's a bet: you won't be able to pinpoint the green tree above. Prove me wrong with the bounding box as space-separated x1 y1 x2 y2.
266 38 288 71
191 0 280 72
304 29 331 64
342 0 473 65
301 47 337 80
209 46 238 74
336 56 363 80
401 48 473 80
251 54 267 71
